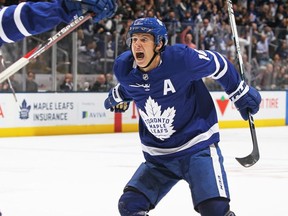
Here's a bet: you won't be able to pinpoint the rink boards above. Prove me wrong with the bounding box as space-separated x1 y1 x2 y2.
0 91 287 137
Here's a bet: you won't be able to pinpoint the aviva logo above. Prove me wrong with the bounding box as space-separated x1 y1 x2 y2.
82 111 106 119
216 96 229 115
82 111 89 119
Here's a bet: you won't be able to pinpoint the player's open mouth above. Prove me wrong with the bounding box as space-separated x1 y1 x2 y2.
136 52 144 59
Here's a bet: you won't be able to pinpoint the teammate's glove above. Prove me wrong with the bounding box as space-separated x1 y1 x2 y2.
229 81 261 120
104 84 130 113
63 0 117 22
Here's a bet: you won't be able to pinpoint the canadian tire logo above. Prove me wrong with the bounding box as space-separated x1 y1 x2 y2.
216 96 229 115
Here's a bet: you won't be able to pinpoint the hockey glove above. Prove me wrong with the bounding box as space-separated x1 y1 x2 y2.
63 0 117 22
229 81 261 120
111 102 130 113
104 84 130 113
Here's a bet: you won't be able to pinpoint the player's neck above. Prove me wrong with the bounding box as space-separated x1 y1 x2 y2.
140 55 161 72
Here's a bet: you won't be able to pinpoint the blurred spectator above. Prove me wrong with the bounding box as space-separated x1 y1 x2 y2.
203 30 216 51
180 10 195 30
248 1 257 24
275 65 288 90
119 19 133 53
163 10 182 42
275 40 288 60
105 72 116 90
90 74 108 92
59 73 73 92
154 0 170 19
78 39 102 74
8 74 21 92
0 81 9 92
226 38 236 62
275 4 287 27
180 26 196 49
26 71 38 92
82 81 91 91
257 63 276 90
256 34 270 66
199 18 213 38
27 54 50 74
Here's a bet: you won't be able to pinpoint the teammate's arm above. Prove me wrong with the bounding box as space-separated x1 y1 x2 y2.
0 0 116 46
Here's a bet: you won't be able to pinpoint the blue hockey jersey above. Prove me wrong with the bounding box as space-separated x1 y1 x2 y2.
0 1 74 46
114 44 243 162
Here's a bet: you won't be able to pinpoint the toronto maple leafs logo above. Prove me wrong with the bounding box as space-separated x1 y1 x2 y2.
19 99 31 120
138 96 176 140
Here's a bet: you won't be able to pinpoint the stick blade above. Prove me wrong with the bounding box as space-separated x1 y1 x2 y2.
236 152 259 168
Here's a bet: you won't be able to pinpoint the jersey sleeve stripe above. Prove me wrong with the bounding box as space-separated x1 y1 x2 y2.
206 50 220 77
0 7 14 43
14 2 31 37
207 51 228 80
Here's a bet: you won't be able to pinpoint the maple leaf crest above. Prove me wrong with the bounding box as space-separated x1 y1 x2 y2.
138 96 176 141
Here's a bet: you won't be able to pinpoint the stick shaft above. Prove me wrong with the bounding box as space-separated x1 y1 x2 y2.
227 0 260 167
227 0 245 79
0 14 92 83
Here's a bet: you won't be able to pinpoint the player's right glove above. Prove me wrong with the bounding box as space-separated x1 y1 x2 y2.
104 84 130 113
111 102 130 112
229 81 261 120
63 0 117 22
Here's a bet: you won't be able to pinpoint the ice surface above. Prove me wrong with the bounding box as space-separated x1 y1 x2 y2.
0 126 287 215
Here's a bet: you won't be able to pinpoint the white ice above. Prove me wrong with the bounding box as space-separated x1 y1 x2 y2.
0 126 287 215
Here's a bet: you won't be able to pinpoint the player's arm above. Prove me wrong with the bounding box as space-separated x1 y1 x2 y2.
0 0 116 46
188 49 261 120
104 83 133 112
208 51 261 120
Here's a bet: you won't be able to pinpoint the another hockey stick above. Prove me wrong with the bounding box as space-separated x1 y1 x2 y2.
0 13 93 83
227 0 260 167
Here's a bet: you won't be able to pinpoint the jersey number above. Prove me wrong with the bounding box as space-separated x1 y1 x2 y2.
195 49 210 61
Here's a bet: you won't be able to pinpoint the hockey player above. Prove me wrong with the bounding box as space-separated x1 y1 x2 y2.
0 0 117 46
104 17 261 216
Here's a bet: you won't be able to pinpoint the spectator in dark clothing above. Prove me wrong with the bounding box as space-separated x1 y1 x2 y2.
26 71 38 92
90 74 108 92
59 73 73 92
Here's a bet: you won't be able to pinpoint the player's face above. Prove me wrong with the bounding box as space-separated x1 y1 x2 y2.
130 33 156 69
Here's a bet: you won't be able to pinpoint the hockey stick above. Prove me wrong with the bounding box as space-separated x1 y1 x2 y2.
227 0 260 167
0 13 93 83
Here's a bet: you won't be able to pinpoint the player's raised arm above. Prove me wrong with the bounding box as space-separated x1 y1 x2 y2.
0 0 117 46
185 48 261 121
205 50 261 121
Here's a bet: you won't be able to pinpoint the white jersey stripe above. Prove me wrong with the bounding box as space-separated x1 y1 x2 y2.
0 7 14 43
210 52 228 80
207 50 220 77
210 144 227 197
141 123 219 156
14 2 31 37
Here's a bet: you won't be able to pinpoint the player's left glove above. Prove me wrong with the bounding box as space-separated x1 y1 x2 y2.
229 81 261 120
63 0 117 22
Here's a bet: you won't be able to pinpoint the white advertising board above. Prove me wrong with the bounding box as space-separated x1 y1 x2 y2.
0 91 286 136
0 93 114 128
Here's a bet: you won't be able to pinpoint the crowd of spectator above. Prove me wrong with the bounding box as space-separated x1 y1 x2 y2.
1 0 288 92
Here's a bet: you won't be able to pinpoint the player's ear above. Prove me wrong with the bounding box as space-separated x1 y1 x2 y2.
156 41 163 52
